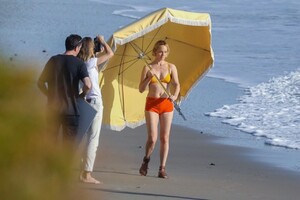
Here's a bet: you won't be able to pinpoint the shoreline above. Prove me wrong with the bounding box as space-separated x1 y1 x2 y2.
75 124 300 200
174 76 300 173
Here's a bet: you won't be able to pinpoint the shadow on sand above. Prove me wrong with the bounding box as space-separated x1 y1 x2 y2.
88 188 210 200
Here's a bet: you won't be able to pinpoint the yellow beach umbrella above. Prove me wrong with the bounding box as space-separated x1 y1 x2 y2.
100 7 214 131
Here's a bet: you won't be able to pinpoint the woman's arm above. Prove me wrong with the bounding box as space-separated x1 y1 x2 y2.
79 77 92 98
169 64 180 101
139 65 153 93
95 35 114 69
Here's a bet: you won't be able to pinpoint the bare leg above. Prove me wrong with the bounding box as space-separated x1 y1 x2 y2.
159 111 173 167
144 111 159 158
158 111 173 178
139 111 159 176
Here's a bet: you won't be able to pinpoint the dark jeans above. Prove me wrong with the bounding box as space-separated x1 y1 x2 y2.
47 113 79 144
61 115 79 142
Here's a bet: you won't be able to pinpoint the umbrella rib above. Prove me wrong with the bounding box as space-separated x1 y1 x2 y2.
118 44 127 120
129 42 152 61
142 36 144 53
105 44 151 73
126 25 163 62
167 37 211 52
103 57 140 71
144 26 163 53
129 42 145 57
114 53 138 58
119 59 140 74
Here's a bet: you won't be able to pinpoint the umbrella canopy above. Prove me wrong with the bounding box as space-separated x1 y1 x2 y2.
100 7 214 131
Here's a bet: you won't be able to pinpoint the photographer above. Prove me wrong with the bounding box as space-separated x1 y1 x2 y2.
77 35 113 184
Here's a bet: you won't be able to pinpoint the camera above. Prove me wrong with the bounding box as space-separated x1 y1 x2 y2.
94 37 103 53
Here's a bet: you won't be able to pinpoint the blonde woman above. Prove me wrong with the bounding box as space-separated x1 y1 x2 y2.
139 40 180 178
77 35 113 184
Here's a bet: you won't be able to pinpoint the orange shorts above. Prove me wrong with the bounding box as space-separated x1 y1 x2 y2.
145 97 174 115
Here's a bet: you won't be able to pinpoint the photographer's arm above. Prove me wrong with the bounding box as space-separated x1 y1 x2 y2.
37 64 50 96
79 77 92 98
37 78 48 96
95 35 114 68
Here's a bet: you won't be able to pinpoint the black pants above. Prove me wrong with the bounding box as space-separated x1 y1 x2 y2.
47 113 79 144
61 115 79 142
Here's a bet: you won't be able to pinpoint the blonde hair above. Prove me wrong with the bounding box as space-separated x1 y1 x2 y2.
152 40 170 56
77 37 94 61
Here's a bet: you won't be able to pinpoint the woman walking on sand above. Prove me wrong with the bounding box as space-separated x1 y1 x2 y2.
138 40 180 178
77 35 113 184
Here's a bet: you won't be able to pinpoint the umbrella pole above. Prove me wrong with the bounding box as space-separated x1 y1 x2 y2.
143 60 187 121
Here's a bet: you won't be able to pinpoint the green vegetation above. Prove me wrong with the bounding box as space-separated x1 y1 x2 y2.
0 60 83 200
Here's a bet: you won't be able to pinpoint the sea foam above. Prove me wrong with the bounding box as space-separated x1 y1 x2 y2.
207 70 300 149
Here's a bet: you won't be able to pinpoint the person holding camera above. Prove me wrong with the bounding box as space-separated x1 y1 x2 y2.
77 35 114 184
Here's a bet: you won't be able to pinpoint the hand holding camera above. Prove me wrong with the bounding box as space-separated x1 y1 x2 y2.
94 35 105 53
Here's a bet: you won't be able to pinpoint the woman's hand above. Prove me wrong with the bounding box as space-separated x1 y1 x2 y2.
96 35 105 43
146 69 154 79
169 95 177 102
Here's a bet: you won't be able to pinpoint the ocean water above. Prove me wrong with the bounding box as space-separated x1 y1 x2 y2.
1 0 299 152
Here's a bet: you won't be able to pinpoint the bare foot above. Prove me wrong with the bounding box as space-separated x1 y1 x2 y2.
79 172 102 184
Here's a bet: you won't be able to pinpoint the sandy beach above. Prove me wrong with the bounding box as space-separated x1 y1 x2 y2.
1 0 300 199
74 124 300 200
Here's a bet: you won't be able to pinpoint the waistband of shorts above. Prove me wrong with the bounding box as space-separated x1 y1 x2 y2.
146 97 169 100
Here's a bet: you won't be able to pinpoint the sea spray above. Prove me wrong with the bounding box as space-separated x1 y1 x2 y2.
207 70 300 149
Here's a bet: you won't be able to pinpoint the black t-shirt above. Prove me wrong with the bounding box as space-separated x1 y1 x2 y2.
39 54 89 116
